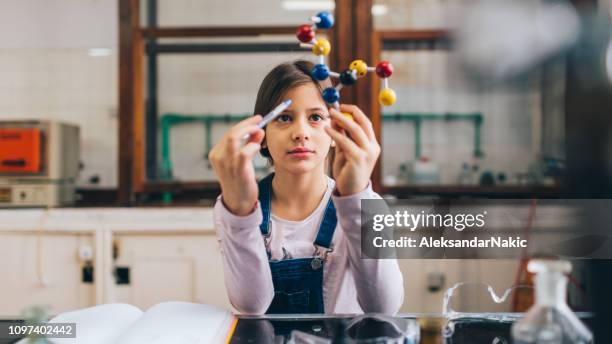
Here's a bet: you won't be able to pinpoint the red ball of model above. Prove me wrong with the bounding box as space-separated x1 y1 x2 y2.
375 60 393 78
296 25 315 43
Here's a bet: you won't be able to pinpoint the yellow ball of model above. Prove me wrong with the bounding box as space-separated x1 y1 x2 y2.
349 59 368 77
332 112 354 130
379 88 396 106
312 38 331 56
342 112 353 121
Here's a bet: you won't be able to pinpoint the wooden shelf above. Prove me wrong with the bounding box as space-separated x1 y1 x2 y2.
378 29 450 42
381 184 561 198
75 183 221 207
141 26 296 38
74 184 561 207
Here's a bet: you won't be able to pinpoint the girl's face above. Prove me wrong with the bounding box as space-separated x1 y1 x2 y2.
263 83 332 175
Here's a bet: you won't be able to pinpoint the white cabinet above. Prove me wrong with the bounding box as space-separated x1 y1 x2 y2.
0 232 95 316
397 259 520 313
0 208 227 317
111 233 231 310
0 209 521 317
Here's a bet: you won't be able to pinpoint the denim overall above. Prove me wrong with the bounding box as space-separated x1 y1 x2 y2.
258 173 338 314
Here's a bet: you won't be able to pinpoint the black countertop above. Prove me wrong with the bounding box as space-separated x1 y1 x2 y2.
230 313 594 344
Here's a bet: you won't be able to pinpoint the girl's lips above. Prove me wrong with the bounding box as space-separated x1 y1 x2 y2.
288 148 314 159
288 151 313 159
288 147 314 153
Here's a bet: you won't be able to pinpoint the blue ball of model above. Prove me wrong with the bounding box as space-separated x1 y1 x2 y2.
311 64 330 81
322 87 339 103
315 12 334 29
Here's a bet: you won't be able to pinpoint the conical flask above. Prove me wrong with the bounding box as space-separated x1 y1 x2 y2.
511 259 592 344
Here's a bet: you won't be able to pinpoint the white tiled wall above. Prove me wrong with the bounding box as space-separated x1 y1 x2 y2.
381 49 536 184
0 49 119 187
1 0 539 187
156 0 323 26
0 0 118 187
374 0 447 29
0 0 117 49
374 0 479 30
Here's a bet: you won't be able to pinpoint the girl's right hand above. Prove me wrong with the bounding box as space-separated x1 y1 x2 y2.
208 115 265 216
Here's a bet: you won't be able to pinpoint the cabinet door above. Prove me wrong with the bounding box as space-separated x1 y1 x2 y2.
397 259 464 313
0 233 95 316
111 233 231 311
397 259 523 313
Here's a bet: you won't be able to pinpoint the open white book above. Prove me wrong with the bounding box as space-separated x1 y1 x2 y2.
18 302 236 344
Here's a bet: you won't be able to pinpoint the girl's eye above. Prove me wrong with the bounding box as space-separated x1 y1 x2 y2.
276 114 292 123
310 114 325 122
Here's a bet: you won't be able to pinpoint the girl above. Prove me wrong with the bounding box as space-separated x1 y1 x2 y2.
209 60 404 315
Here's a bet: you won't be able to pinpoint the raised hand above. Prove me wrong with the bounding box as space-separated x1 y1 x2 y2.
324 104 380 196
208 115 265 216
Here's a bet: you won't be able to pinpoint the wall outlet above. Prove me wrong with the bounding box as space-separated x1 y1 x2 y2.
115 266 130 285
82 263 94 283
427 271 445 293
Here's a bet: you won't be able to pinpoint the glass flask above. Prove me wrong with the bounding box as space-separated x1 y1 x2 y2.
511 259 593 344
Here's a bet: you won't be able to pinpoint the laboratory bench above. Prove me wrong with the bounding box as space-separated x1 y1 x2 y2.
72 184 561 207
2 313 593 344
230 312 594 344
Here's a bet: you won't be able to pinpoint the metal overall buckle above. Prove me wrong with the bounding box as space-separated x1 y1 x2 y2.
311 244 333 270
263 232 272 259
263 232 272 247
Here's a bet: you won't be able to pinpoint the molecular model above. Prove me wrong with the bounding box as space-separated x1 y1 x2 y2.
296 12 397 109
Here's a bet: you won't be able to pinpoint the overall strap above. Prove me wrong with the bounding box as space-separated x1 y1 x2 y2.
313 197 337 249
258 172 338 249
258 173 275 236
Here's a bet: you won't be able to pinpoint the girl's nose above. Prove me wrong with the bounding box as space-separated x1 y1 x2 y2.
291 118 311 141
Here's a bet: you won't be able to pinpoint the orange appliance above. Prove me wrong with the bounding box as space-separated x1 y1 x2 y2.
0 127 42 174
0 120 79 207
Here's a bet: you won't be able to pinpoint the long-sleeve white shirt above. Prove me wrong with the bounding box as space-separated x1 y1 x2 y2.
213 176 404 315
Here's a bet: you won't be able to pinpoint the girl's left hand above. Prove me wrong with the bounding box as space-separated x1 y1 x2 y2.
325 104 381 196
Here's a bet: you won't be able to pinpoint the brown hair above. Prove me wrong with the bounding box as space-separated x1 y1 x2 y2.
254 60 334 172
